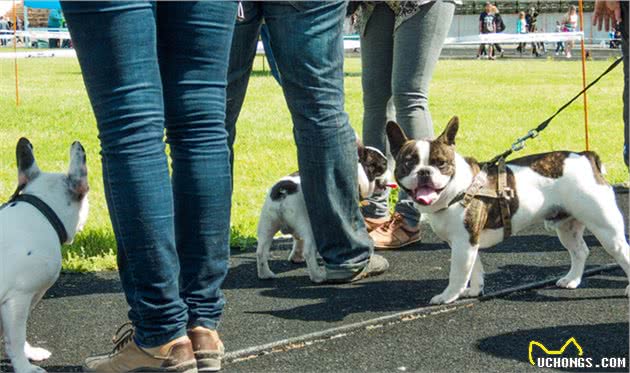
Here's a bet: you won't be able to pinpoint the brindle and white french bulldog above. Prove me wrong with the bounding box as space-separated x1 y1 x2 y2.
256 141 388 283
386 116 630 304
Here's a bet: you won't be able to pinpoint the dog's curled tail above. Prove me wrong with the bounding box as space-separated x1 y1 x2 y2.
270 179 299 201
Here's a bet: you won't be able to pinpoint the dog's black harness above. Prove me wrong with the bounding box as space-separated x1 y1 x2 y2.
1 187 68 245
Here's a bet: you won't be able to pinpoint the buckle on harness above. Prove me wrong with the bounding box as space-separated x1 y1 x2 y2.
499 187 515 200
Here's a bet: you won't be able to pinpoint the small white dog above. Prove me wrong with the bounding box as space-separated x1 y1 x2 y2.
256 142 388 283
0 138 89 373
386 116 630 305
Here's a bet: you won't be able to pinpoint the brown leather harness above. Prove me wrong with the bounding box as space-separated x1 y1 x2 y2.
456 157 515 240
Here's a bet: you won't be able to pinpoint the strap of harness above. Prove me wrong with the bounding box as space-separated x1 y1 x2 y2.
0 190 68 245
496 158 512 239
458 157 513 240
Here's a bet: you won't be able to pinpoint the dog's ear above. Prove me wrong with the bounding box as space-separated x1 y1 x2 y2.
436 116 459 146
386 121 407 158
356 135 366 161
67 141 89 199
16 137 41 187
363 146 388 179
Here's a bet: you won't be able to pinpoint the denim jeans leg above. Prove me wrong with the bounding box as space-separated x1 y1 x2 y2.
360 4 395 220
156 1 237 331
391 0 455 227
61 1 189 348
225 2 263 174
361 187 390 219
263 1 372 274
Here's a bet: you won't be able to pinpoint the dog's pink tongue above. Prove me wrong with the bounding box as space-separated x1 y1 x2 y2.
414 186 438 205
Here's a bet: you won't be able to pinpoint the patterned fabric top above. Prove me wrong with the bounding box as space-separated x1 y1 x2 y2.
354 0 460 36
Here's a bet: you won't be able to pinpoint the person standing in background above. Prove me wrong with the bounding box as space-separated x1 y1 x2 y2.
492 5 505 58
476 2 495 60
47 8 63 48
354 0 457 249
0 16 9 47
525 7 541 57
563 5 578 58
516 11 528 54
555 20 565 55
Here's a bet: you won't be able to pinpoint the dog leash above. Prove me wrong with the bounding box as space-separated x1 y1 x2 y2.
0 188 68 245
486 56 623 166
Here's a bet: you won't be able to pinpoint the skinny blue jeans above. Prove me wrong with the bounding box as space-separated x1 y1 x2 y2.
225 1 373 275
61 1 237 348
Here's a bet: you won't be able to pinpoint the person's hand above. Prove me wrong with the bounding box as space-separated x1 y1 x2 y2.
592 0 621 31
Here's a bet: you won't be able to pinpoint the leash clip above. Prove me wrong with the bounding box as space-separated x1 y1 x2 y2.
511 141 525 152
511 129 539 153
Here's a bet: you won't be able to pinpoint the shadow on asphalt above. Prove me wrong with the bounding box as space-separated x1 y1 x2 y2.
232 266 622 322
44 272 122 299
0 361 82 372
477 321 629 372
483 234 601 254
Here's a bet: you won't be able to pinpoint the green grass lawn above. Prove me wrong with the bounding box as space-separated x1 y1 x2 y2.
0 56 625 271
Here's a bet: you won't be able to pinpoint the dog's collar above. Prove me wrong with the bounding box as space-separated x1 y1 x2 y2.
1 193 68 245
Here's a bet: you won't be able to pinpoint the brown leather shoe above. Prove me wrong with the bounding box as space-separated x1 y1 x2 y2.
188 327 224 372
364 216 389 233
84 323 197 373
369 213 421 249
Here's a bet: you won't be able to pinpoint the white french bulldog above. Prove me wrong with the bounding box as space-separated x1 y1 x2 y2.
256 141 388 283
386 116 630 305
0 138 89 373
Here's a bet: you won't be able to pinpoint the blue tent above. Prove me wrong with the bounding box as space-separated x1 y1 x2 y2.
24 1 61 10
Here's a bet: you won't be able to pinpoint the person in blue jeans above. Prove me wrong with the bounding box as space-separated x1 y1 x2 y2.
225 1 388 282
61 2 236 372
260 23 282 85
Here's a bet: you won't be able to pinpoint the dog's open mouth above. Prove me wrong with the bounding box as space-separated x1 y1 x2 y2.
413 185 443 205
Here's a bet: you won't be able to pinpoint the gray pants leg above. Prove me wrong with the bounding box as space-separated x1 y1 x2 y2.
361 0 455 225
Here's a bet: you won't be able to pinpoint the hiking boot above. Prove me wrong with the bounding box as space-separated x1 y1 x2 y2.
188 327 224 372
324 254 389 283
83 323 197 373
364 216 389 233
369 213 421 250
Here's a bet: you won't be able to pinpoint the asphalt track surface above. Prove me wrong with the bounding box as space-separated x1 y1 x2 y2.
1 192 628 372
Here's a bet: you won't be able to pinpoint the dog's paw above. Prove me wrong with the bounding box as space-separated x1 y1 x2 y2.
308 271 326 284
288 253 305 264
257 269 277 280
556 277 581 289
25 343 51 362
429 292 459 305
15 363 47 373
460 286 484 298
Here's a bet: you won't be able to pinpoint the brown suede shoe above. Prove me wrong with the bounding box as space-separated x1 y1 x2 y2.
364 216 389 233
188 327 224 372
369 213 421 249
83 323 197 373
